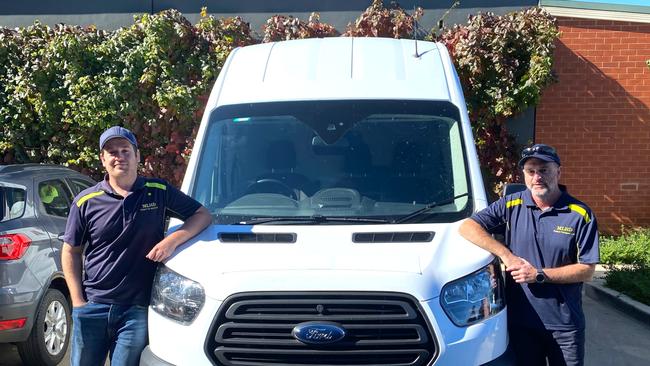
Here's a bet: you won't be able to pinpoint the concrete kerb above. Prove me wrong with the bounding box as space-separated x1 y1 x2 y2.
584 265 650 326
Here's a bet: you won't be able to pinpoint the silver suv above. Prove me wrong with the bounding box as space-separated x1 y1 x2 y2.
1 164 95 366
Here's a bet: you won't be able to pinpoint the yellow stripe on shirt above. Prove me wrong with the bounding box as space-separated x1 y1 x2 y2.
568 204 591 224
145 182 167 190
76 191 104 207
506 198 523 208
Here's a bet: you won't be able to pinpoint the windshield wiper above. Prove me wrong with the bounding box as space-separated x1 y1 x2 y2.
392 193 470 224
238 215 390 225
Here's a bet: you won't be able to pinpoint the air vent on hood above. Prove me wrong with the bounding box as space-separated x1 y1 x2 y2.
353 232 434 243
219 233 296 243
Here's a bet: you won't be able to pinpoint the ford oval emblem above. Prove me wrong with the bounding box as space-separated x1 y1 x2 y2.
292 321 346 345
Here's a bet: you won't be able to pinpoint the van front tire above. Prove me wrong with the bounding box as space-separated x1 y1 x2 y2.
17 288 71 366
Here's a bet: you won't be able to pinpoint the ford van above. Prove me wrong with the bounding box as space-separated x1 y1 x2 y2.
141 37 511 366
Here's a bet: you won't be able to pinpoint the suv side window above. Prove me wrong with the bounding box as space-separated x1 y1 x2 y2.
38 179 73 217
1 186 27 222
67 178 94 196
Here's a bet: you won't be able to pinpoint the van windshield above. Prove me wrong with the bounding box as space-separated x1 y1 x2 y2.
192 100 472 224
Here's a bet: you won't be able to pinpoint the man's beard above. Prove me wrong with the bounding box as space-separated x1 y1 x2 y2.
532 185 556 201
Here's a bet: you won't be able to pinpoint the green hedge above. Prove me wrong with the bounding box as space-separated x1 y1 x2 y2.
436 8 559 192
601 227 650 306
600 227 650 266
605 267 650 306
0 10 254 183
0 3 559 187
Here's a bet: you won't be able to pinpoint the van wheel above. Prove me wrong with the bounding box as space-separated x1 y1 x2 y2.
17 288 71 366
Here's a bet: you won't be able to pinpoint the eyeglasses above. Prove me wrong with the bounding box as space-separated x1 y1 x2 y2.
521 145 556 158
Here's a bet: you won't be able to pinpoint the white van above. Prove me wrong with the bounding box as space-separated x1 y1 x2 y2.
141 37 512 366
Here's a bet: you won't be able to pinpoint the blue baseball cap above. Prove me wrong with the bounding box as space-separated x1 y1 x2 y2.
99 126 138 150
518 143 561 167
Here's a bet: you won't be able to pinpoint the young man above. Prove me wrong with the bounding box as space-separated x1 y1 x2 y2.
62 126 211 366
458 144 599 366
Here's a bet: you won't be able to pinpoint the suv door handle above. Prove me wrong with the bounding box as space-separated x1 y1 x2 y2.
57 233 65 241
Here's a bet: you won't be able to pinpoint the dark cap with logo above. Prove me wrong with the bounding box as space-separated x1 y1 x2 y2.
99 126 138 150
518 143 561 167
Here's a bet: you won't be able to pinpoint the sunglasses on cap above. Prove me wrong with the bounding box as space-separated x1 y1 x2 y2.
521 144 557 159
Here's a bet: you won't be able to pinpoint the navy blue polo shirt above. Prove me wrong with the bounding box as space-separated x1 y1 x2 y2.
64 176 202 306
471 189 599 331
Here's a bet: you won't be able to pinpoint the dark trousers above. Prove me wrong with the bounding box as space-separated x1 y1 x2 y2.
508 326 585 366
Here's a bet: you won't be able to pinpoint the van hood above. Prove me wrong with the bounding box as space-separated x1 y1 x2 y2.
165 222 493 300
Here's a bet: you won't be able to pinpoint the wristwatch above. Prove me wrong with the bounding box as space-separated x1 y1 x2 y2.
535 269 547 283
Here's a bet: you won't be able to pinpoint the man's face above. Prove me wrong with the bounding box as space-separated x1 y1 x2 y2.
522 158 561 200
100 138 139 178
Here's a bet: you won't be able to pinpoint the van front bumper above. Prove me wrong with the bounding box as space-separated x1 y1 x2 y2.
140 346 174 366
143 292 511 366
481 346 515 366
140 344 515 366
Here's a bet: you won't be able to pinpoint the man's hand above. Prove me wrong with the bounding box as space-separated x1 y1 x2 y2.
72 300 88 308
146 241 175 262
501 253 525 270
507 257 537 283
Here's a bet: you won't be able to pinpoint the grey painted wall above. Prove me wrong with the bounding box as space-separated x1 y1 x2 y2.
0 1 538 32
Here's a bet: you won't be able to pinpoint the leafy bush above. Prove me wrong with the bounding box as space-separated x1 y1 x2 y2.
434 8 559 193
600 227 650 306
262 13 338 43
0 23 109 171
600 227 650 266
344 0 422 38
0 4 559 189
605 267 650 306
0 10 254 183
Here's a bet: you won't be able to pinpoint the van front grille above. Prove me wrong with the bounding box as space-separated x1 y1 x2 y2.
205 292 437 366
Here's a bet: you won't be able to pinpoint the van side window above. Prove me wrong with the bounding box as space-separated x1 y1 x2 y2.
38 180 72 217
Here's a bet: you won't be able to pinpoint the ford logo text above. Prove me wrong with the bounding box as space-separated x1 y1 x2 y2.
292 322 346 345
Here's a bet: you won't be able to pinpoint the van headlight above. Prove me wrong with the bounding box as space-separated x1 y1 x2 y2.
440 259 505 327
151 265 205 325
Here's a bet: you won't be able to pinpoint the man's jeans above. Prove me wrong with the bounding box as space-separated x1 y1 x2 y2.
71 302 148 366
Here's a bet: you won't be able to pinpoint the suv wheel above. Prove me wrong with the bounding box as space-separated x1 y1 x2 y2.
17 288 71 366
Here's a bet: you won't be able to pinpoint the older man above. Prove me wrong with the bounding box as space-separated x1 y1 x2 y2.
62 126 211 366
459 143 599 366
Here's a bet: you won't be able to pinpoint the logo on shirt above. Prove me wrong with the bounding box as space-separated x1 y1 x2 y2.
553 225 575 235
140 202 159 211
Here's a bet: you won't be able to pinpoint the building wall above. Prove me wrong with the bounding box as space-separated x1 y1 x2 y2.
0 1 538 32
536 17 650 234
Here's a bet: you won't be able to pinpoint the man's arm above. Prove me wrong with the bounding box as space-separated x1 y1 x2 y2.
458 218 523 268
146 206 212 262
508 259 596 284
543 263 596 283
461 214 597 284
62 243 86 307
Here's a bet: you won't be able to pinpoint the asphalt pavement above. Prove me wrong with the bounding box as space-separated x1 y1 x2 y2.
584 291 650 365
583 268 650 365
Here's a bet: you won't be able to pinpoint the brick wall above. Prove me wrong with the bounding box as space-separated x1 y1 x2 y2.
536 17 650 234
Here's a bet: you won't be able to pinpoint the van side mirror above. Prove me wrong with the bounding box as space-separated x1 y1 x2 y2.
502 183 526 197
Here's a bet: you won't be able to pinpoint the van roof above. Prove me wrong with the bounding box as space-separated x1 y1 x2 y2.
214 37 453 106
